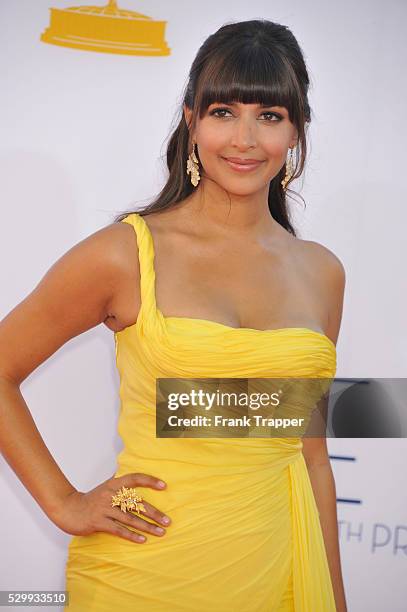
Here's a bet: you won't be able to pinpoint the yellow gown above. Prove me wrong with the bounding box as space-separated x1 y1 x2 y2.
64 212 337 611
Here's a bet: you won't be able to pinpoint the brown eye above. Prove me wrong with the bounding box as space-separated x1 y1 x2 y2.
209 108 232 118
261 112 283 122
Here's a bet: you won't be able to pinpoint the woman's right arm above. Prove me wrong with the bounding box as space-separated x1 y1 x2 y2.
0 222 171 543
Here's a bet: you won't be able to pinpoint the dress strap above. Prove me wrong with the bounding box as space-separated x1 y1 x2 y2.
119 212 158 324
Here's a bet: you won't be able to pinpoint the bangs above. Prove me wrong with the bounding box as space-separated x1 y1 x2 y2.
196 45 300 122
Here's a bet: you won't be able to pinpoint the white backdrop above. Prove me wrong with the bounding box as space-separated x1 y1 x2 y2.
1 1 406 610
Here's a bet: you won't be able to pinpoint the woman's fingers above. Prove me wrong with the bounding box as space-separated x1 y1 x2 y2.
116 472 167 491
134 499 172 527
108 506 167 537
99 517 148 543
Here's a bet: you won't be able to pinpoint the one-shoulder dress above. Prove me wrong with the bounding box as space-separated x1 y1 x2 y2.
64 212 337 611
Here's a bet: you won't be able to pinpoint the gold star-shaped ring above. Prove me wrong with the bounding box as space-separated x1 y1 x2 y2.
111 486 147 515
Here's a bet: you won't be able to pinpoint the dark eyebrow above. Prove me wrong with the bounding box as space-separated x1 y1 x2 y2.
257 104 287 112
210 102 286 111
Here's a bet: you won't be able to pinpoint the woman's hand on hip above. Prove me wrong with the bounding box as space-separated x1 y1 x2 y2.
52 473 172 544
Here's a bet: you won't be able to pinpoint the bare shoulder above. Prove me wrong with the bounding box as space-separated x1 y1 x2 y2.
59 219 140 305
296 238 346 285
51 218 138 273
299 239 346 344
93 219 142 329
98 218 140 276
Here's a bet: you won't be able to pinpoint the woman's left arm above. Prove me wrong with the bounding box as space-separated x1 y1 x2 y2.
302 247 347 612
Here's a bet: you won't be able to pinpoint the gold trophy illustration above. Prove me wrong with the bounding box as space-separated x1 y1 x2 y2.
40 0 170 56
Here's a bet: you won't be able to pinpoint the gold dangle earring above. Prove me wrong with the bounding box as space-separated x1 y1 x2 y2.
281 147 294 190
186 142 201 187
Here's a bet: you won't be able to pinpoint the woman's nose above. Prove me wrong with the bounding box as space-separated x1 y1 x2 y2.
230 118 257 149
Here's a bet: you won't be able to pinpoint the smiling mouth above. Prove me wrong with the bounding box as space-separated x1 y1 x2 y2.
222 157 265 172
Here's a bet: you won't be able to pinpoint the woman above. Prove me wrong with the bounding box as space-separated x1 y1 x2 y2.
0 19 347 612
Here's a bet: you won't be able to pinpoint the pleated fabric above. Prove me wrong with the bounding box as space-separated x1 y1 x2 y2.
64 212 337 611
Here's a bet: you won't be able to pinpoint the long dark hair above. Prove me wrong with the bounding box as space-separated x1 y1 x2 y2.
113 19 311 236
